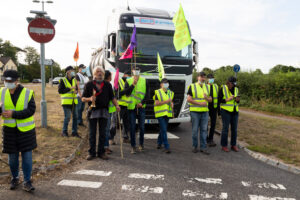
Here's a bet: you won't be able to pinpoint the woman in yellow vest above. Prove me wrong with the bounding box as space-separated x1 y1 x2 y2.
153 78 174 153
218 76 240 152
0 70 36 192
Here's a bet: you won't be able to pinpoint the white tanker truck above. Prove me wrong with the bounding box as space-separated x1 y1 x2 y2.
89 7 199 127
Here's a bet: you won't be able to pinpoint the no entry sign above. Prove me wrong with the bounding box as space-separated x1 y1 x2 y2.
28 18 55 43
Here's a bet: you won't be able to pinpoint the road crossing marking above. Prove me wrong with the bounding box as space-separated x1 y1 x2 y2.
188 177 222 184
242 181 286 190
248 195 296 200
57 180 102 188
73 170 112 177
122 184 163 194
128 173 165 180
144 132 179 139
182 190 228 199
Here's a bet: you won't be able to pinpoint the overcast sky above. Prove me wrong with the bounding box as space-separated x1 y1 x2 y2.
1 0 300 73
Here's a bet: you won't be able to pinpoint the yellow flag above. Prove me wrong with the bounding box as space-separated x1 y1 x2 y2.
157 52 165 81
172 4 192 51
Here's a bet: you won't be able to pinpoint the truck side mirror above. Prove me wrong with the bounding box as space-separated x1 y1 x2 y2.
192 39 198 55
193 55 199 65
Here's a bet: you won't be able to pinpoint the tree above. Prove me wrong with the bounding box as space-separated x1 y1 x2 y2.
24 46 40 65
0 38 19 64
269 65 297 74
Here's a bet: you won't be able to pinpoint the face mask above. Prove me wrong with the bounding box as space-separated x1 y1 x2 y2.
96 80 103 84
208 79 214 84
126 77 131 79
70 71 75 77
81 69 86 73
4 82 16 89
163 83 169 89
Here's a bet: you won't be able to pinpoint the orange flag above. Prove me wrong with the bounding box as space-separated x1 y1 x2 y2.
73 42 79 62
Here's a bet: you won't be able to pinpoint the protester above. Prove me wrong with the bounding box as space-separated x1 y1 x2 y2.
219 76 240 152
82 67 120 160
124 67 147 154
0 70 36 192
58 66 80 138
76 64 89 126
187 72 212 155
207 73 219 147
153 78 174 153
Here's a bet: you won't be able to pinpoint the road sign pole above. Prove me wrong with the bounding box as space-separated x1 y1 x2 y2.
40 43 47 127
51 63 53 87
235 72 237 78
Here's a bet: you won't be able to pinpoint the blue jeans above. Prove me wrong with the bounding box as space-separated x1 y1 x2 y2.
77 97 85 124
104 113 112 148
129 108 145 147
62 105 78 134
8 151 32 182
157 116 169 150
221 109 239 147
190 111 209 149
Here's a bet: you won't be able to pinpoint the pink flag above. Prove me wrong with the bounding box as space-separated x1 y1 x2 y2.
119 44 133 60
114 68 119 90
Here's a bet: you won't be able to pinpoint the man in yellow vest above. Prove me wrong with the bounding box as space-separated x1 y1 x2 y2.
0 70 36 192
153 78 174 154
207 73 219 147
187 72 212 155
124 67 147 154
218 76 240 152
58 66 80 138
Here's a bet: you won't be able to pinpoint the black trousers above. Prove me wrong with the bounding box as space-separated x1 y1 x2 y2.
120 106 130 139
88 117 108 157
207 108 217 142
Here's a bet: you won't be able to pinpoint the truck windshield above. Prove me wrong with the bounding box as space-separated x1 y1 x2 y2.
118 31 192 60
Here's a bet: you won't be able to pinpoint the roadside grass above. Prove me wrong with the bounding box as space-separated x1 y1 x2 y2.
216 112 300 167
0 84 88 174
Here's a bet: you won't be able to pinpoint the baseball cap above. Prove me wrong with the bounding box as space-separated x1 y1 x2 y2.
228 76 237 85
3 70 19 82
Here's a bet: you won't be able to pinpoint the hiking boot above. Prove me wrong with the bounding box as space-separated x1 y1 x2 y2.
105 148 113 154
200 149 210 155
71 133 82 139
192 147 198 153
23 181 35 192
10 178 19 190
157 144 162 149
98 154 109 160
208 141 217 147
62 132 68 137
131 147 137 154
138 145 145 152
222 146 230 152
231 146 239 152
86 155 96 161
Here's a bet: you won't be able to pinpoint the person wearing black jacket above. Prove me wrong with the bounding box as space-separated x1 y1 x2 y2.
0 70 36 192
82 67 120 160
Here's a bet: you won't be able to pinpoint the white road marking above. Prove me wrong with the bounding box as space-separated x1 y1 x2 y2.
188 178 222 184
182 190 228 199
249 195 296 200
242 181 286 190
144 132 179 139
57 180 102 188
73 170 112 177
122 184 163 194
128 173 164 180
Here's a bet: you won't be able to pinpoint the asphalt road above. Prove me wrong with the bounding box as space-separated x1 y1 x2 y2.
0 122 299 200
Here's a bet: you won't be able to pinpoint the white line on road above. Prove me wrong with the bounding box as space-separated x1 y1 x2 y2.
242 181 286 190
57 180 102 188
188 178 222 184
128 173 164 180
249 195 296 200
122 184 163 194
73 170 112 177
144 132 179 139
182 190 228 199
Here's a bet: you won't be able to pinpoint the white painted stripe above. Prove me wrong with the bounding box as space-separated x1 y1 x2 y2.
242 181 251 187
128 173 164 180
122 184 163 194
188 178 222 184
29 27 54 35
241 181 286 190
57 180 102 188
73 170 112 177
144 132 179 139
249 195 296 200
182 190 228 199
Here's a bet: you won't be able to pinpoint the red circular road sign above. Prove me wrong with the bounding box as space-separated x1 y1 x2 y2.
28 18 55 43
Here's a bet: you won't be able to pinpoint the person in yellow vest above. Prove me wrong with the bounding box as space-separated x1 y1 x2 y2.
187 72 212 155
218 76 240 152
76 64 89 127
58 66 80 138
124 67 147 154
0 70 36 192
207 73 219 147
153 78 174 154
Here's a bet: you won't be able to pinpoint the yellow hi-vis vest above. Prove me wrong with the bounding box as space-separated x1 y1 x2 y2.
127 77 146 110
0 87 35 132
109 90 116 114
188 83 210 112
211 83 219 109
60 77 78 105
220 85 239 112
118 78 129 107
153 88 174 118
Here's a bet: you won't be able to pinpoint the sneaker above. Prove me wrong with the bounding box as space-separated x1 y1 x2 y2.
231 146 239 152
157 144 162 149
105 148 113 154
86 155 96 161
23 181 35 192
200 149 210 155
222 146 230 152
131 147 137 154
164 149 171 154
10 178 19 190
138 145 145 152
71 133 82 139
208 141 217 147
62 132 68 137
98 154 109 160
192 147 198 153
123 138 130 143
